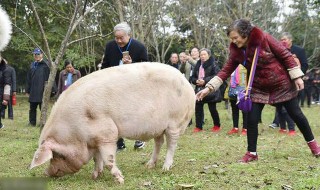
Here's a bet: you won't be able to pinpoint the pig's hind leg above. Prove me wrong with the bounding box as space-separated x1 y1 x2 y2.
146 133 165 169
162 128 180 171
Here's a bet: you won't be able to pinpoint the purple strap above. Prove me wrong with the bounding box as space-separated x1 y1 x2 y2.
247 47 260 97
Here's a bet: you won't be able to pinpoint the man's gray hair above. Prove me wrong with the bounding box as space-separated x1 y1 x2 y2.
199 48 211 56
114 22 131 35
281 32 293 40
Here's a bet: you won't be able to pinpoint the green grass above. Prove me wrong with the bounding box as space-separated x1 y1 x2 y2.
1 95 320 189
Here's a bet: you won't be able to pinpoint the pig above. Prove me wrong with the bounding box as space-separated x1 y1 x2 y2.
30 62 195 184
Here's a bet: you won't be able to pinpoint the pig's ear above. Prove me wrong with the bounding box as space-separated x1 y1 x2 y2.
29 144 53 169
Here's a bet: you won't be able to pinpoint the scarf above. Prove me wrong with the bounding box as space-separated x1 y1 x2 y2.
198 63 205 79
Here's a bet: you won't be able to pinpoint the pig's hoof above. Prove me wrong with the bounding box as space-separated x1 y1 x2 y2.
115 176 124 184
145 161 156 169
162 163 172 171
92 171 102 180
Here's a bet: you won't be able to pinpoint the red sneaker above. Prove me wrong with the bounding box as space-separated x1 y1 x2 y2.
288 130 296 136
241 129 247 136
239 152 258 163
211 126 221 132
193 127 203 133
227 128 238 135
279 129 287 134
307 140 320 157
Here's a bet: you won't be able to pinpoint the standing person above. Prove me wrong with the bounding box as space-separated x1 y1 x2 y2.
179 52 192 81
101 22 147 150
301 70 313 107
191 48 222 133
57 60 81 97
26 48 50 126
196 19 320 162
227 64 248 135
0 57 11 129
167 53 179 69
280 32 308 106
1 62 16 120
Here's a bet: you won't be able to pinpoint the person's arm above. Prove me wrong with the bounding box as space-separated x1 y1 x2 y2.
26 68 31 94
101 42 112 69
11 67 17 94
295 46 308 74
3 67 11 102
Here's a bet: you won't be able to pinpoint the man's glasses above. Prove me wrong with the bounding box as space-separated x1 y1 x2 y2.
34 53 40 56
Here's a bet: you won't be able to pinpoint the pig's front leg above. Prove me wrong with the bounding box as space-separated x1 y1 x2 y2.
162 130 179 171
99 143 124 184
146 134 164 169
92 151 104 180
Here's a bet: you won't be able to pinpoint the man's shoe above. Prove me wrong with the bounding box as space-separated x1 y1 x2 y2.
288 130 296 136
134 140 145 149
193 127 203 133
239 152 258 163
117 144 126 152
227 128 238 135
279 129 287 134
28 123 36 127
0 124 4 129
211 126 221 132
241 129 247 136
269 123 278 129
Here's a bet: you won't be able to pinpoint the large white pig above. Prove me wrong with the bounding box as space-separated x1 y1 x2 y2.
30 62 195 184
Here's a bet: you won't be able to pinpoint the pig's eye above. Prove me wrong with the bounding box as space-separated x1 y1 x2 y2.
52 151 66 160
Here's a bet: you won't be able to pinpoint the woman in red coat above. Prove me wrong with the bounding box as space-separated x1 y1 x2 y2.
196 19 320 163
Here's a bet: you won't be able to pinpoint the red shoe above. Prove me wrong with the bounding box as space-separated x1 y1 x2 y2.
239 152 258 163
307 140 320 157
193 127 203 133
227 128 238 135
241 129 247 136
279 129 287 134
211 126 221 132
288 130 296 136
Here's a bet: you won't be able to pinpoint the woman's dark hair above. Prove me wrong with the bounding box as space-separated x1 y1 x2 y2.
64 60 73 68
226 19 254 38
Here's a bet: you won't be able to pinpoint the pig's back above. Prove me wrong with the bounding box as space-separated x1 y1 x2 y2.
48 63 195 140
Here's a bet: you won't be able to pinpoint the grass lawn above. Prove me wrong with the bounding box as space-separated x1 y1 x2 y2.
0 95 320 189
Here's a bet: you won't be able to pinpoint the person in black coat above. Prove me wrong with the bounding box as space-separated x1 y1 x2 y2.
26 48 50 126
1 62 16 119
190 48 222 133
0 57 12 129
280 32 308 105
101 22 148 150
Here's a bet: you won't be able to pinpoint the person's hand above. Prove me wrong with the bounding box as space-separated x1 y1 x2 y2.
294 78 304 91
122 55 132 64
2 100 8 106
196 87 211 101
196 79 205 86
13 92 16 96
26 93 29 97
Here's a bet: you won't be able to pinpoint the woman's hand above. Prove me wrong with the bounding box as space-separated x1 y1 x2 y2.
196 79 205 86
196 87 211 101
2 100 7 106
294 78 304 91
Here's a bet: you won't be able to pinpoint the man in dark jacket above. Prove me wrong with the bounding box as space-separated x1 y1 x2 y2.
280 32 308 106
26 48 50 126
1 62 16 119
101 22 148 150
0 57 11 129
